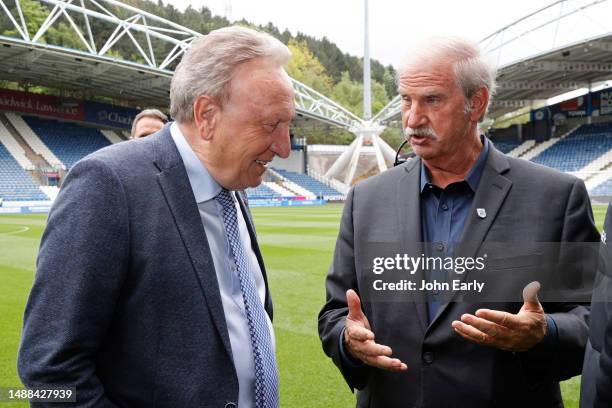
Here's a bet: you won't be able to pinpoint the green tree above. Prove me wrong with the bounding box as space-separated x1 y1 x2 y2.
1 0 48 38
286 39 333 96
330 71 389 117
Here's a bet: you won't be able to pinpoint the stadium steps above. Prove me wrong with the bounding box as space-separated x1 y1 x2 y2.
531 124 612 172
282 180 316 199
4 113 65 170
115 130 129 141
100 129 125 144
521 125 580 162
0 112 52 169
245 183 282 200
307 168 349 194
0 142 48 201
0 120 34 170
507 140 535 158
275 168 344 200
574 147 612 181
266 168 315 198
492 140 521 154
40 185 60 200
586 162 612 192
23 116 112 169
262 181 296 197
521 138 562 161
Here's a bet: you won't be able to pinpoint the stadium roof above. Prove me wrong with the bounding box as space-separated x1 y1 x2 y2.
374 0 612 124
374 32 612 124
0 39 172 107
0 0 361 130
491 32 612 118
1 0 611 130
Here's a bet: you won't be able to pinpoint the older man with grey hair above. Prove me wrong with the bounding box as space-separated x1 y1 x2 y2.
19 25 294 408
319 36 598 407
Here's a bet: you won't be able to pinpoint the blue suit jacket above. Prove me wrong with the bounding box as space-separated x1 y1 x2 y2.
18 125 272 407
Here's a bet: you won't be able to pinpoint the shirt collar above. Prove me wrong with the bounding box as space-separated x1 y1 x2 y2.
170 122 222 203
420 134 490 193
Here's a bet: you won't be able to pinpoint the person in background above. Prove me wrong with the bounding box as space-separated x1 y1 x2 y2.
130 108 168 139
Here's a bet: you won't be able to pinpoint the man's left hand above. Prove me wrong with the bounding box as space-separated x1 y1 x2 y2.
451 281 547 352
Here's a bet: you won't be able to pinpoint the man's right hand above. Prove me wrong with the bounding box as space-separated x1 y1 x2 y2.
343 289 408 372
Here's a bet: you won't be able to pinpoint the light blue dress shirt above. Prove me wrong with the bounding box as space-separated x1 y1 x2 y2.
170 123 275 408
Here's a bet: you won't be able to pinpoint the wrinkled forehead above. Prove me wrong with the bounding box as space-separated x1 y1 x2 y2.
230 60 294 100
398 61 458 93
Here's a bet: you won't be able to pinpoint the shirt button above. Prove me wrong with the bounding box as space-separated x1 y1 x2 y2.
225 403 237 408
441 203 449 211
436 242 444 251
422 351 434 364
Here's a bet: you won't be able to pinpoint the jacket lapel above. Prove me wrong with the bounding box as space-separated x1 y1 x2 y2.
397 159 428 333
455 148 512 259
152 127 233 360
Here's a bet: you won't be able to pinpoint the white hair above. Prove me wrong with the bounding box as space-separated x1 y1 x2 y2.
170 26 291 123
397 36 497 120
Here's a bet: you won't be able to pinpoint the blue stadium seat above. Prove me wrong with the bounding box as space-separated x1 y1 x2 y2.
23 116 111 169
591 178 612 196
492 140 520 154
532 123 612 172
0 143 47 201
274 169 343 199
245 184 282 200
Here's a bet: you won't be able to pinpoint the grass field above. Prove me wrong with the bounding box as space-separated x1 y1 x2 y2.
0 203 608 407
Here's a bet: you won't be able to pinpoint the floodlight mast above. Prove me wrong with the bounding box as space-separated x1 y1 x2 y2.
325 0 396 185
363 0 372 121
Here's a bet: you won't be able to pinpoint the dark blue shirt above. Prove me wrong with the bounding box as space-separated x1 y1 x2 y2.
419 137 557 345
420 136 490 322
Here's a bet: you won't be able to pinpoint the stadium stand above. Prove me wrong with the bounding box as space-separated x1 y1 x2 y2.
100 129 124 144
245 184 282 199
590 177 612 196
0 142 48 201
531 123 612 172
23 116 111 169
0 121 34 170
506 140 535 158
274 168 343 200
281 180 316 199
4 113 65 169
491 140 521 154
263 181 296 197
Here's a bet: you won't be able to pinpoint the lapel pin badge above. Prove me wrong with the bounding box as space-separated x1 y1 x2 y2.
477 208 487 219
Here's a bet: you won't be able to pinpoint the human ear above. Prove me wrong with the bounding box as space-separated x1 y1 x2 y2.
193 95 220 140
470 87 490 122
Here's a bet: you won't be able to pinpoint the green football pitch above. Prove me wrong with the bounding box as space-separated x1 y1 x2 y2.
0 203 608 407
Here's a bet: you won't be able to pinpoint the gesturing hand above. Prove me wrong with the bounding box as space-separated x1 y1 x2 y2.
343 289 408 371
451 281 547 352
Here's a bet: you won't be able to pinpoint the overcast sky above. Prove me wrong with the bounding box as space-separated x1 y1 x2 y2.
164 0 612 68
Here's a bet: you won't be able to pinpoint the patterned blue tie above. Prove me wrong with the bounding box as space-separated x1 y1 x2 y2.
216 189 279 408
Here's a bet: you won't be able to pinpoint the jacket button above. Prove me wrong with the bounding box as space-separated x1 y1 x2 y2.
422 351 434 364
224 403 236 408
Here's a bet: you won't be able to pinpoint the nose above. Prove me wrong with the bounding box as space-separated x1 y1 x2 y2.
270 126 291 159
404 102 428 130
